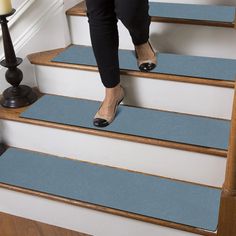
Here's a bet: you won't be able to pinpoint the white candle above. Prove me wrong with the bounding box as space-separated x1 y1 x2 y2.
0 0 13 15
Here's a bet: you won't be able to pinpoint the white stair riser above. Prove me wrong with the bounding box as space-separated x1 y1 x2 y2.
0 188 201 236
34 65 234 119
68 16 236 59
1 120 226 187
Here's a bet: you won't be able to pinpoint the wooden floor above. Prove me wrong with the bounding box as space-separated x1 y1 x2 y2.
0 212 90 236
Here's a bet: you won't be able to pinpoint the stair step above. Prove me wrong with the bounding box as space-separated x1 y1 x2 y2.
27 48 235 120
0 147 220 235
27 46 236 88
18 94 229 156
0 93 227 159
67 1 236 28
51 45 236 84
48 44 236 88
0 94 227 187
0 105 227 187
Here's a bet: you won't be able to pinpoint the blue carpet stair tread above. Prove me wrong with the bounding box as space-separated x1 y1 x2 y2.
0 147 221 231
51 45 236 82
20 94 230 150
149 2 236 23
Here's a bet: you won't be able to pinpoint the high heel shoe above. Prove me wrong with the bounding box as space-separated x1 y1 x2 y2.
135 41 157 72
93 86 125 127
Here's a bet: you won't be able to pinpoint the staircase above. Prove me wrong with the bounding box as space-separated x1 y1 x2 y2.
0 1 236 235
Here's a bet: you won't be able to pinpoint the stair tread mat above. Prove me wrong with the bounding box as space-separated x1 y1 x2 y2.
149 2 236 23
20 94 230 150
75 1 236 24
0 147 221 231
51 45 236 82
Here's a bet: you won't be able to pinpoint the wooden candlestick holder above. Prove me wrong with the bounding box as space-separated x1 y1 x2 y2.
0 9 37 108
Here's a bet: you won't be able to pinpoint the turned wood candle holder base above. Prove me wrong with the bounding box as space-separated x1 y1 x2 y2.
1 85 37 108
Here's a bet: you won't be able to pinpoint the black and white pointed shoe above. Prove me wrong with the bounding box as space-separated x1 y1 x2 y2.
135 41 157 72
93 86 125 128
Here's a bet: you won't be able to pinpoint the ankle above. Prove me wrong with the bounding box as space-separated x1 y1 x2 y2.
106 83 121 93
135 41 148 49
105 84 121 100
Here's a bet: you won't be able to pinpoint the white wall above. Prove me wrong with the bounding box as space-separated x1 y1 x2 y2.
0 0 81 93
12 0 27 8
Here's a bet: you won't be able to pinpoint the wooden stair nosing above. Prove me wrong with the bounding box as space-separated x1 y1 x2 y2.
27 48 235 89
0 147 219 236
66 1 236 29
0 91 227 158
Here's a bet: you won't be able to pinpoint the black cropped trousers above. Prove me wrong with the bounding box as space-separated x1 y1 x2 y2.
85 0 151 88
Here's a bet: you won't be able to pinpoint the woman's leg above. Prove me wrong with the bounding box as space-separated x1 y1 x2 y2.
115 0 156 72
85 0 120 88
85 0 124 127
115 0 150 45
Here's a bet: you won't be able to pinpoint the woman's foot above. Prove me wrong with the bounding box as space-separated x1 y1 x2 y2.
135 41 157 72
93 84 125 127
